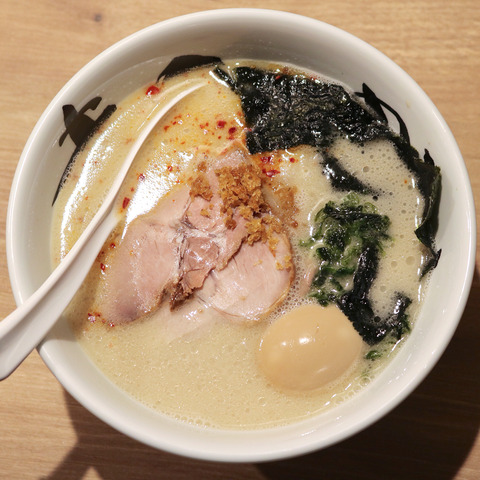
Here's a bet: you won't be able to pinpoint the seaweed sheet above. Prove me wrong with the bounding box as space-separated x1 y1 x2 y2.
216 65 441 344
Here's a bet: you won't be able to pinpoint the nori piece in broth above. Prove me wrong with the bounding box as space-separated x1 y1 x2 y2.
226 66 392 152
218 66 441 274
215 66 441 273
157 55 223 81
322 152 376 195
54 98 117 205
307 194 410 344
338 247 412 345
410 149 442 275
214 65 441 343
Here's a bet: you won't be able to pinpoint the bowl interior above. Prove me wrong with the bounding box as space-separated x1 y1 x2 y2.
6 9 476 462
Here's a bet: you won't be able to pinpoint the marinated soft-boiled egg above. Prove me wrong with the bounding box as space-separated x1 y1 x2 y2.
258 304 363 391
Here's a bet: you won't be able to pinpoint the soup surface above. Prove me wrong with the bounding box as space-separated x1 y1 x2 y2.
51 59 437 429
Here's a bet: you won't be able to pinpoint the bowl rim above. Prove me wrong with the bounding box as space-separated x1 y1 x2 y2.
6 8 477 462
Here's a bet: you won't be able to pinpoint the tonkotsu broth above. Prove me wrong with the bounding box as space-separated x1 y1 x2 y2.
51 60 429 429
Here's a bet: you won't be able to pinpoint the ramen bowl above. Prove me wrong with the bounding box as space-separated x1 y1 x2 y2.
6 9 475 462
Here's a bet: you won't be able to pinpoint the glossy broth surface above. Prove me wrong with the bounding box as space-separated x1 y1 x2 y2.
51 60 428 429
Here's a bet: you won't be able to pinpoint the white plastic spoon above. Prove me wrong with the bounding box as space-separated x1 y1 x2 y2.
0 81 205 380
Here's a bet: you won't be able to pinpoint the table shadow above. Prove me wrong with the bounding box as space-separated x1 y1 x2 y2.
42 268 480 480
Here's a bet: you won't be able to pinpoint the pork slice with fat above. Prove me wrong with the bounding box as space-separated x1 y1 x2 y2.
101 186 190 324
100 145 283 324
197 231 294 322
170 149 251 305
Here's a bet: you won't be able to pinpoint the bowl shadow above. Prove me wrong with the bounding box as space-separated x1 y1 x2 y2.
42 268 480 480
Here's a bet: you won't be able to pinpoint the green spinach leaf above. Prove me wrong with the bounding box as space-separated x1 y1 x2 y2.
306 194 411 344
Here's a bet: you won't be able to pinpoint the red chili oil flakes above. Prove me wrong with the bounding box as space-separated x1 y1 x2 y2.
217 120 227 129
137 173 146 181
171 113 183 125
122 197 130 209
227 126 237 140
100 263 106 272
145 85 160 96
88 311 115 327
109 242 116 249
87 312 101 324
95 249 105 262
289 157 296 163
166 165 173 172
263 169 281 177
252 152 284 176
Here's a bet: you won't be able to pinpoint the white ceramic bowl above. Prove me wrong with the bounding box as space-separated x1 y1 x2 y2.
6 9 476 462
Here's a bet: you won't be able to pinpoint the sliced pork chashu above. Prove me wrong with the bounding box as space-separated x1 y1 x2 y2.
198 230 294 321
101 145 295 325
170 149 250 306
101 185 189 324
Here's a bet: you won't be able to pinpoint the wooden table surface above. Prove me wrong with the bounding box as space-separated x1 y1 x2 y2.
1 1 478 479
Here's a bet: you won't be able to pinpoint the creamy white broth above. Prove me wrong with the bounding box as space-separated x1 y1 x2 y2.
51 60 429 429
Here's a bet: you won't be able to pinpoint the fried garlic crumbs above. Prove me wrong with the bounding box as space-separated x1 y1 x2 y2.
245 214 283 254
190 172 213 201
275 255 293 271
188 155 295 257
269 183 299 228
215 164 266 230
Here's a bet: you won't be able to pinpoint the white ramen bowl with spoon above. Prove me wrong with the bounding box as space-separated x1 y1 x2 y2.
6 9 475 462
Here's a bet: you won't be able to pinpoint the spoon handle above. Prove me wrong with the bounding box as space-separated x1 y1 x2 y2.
0 211 117 380
0 82 204 380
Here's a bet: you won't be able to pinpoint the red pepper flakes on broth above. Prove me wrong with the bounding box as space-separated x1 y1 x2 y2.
87 312 101 323
145 85 160 96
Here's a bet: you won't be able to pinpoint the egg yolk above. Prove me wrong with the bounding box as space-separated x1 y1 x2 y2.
258 304 363 391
